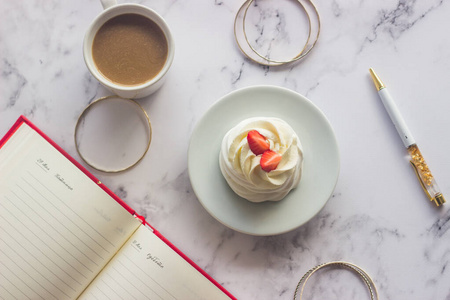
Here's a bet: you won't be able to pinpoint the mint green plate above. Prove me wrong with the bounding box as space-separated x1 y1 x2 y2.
188 86 339 236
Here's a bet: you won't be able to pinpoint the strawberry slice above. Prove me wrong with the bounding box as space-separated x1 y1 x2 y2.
260 150 282 172
247 130 270 155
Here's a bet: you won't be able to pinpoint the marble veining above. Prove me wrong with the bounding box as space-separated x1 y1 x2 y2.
2 0 450 299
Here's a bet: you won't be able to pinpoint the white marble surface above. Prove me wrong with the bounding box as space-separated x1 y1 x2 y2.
1 0 450 299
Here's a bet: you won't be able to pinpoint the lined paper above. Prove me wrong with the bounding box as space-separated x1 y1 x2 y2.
79 225 230 300
0 123 141 299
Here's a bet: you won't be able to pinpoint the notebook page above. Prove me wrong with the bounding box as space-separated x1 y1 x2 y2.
78 225 230 300
0 123 141 299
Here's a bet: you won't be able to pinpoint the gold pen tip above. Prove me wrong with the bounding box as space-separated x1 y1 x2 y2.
369 68 385 91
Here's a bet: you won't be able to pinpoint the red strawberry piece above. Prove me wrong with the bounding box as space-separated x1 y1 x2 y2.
247 130 270 155
260 150 282 172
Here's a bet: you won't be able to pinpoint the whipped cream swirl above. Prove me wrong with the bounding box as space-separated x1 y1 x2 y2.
219 117 303 202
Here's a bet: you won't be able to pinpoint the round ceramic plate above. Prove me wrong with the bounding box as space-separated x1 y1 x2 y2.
188 86 339 236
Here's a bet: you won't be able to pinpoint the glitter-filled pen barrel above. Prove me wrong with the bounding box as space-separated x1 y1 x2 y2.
369 68 445 206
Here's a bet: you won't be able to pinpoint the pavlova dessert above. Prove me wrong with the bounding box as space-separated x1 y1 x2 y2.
219 117 303 202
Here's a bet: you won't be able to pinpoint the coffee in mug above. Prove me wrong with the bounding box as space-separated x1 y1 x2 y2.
83 3 175 99
92 13 168 86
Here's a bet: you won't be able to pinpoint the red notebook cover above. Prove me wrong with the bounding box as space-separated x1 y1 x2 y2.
0 115 236 300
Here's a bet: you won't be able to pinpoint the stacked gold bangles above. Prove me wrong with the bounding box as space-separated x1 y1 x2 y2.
294 261 379 300
234 0 320 66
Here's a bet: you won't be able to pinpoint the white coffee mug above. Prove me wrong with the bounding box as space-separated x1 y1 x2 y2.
83 0 175 99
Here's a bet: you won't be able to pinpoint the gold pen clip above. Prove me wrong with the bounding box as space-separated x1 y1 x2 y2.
410 161 445 206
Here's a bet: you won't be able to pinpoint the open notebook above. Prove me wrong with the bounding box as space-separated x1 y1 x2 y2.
0 116 235 300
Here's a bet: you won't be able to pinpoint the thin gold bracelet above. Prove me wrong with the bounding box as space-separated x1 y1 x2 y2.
74 96 152 173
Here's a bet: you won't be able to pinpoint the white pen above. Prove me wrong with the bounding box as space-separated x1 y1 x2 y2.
369 68 445 207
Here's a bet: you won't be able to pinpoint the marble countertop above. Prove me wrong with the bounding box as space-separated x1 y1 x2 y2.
2 0 450 299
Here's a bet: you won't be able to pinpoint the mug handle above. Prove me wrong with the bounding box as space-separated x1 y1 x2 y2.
100 0 117 9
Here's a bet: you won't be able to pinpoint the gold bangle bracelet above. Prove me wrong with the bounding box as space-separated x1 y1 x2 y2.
293 261 379 300
74 96 152 173
234 0 321 66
